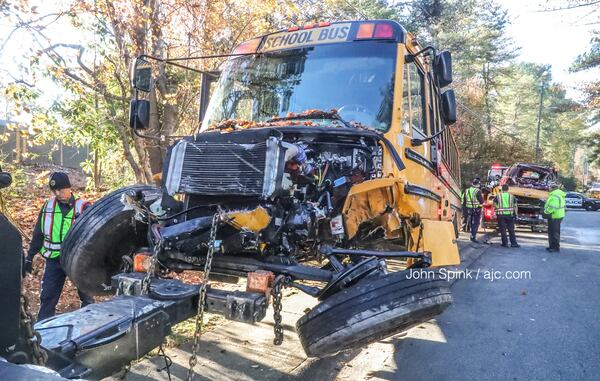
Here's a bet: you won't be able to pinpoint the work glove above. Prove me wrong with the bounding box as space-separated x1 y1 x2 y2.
23 259 33 277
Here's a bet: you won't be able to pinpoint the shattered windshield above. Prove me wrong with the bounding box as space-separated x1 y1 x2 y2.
504 164 556 190
201 41 396 132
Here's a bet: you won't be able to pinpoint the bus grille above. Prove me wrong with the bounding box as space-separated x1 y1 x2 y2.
164 138 279 197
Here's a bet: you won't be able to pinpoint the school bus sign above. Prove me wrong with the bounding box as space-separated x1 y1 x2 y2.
260 23 351 52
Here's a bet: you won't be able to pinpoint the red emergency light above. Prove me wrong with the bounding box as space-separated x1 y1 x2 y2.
356 22 396 40
374 23 394 38
491 163 503 169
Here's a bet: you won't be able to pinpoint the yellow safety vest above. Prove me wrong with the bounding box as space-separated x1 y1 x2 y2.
495 192 515 215
465 187 481 209
40 196 88 259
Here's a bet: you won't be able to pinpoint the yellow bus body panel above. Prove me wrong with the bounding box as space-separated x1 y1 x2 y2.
418 220 460 266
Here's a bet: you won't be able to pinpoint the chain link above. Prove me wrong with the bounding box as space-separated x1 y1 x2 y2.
141 239 162 296
186 213 221 381
20 294 47 365
271 275 290 346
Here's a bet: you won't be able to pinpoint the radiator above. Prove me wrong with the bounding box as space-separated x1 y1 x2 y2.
164 136 282 197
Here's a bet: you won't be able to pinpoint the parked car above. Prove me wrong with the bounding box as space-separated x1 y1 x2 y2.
565 192 600 211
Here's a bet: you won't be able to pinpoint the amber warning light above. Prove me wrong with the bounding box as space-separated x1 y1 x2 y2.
233 37 262 55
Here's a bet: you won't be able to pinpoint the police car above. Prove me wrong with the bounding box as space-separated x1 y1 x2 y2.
565 192 600 211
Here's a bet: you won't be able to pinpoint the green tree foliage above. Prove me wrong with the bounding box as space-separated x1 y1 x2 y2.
572 31 600 72
570 31 600 166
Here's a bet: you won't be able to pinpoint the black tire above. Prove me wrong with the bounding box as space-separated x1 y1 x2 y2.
61 185 160 295
296 270 452 357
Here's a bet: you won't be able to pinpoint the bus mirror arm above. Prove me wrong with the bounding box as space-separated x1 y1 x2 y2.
411 124 448 146
404 46 436 64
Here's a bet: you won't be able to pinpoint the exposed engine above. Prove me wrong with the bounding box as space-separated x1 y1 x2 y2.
156 127 386 266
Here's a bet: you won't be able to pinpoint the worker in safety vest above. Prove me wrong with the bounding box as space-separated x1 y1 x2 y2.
23 172 94 321
460 186 469 232
544 183 566 252
465 178 484 243
493 184 520 248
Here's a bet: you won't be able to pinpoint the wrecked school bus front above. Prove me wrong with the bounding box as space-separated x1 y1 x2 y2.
61 20 462 359
194 20 463 266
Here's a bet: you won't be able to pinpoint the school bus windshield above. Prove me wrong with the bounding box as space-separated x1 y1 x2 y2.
201 41 396 132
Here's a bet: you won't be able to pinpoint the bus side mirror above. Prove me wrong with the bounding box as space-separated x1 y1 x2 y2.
132 57 152 92
129 99 150 130
434 51 452 88
0 171 12 189
441 90 457 125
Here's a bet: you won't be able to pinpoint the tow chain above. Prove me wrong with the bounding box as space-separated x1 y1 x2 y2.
271 275 290 346
20 294 47 365
186 213 221 381
141 238 163 296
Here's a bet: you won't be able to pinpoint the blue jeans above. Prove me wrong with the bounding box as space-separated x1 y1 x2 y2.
38 258 94 321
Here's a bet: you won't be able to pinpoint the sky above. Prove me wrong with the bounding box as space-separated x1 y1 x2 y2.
500 0 599 99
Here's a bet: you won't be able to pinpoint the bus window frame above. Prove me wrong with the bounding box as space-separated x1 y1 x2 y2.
407 61 427 140
428 75 441 136
401 62 411 134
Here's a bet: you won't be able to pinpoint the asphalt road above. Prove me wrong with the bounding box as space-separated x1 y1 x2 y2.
370 209 600 381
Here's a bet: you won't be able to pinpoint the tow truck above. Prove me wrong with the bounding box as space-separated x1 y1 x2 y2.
482 163 557 233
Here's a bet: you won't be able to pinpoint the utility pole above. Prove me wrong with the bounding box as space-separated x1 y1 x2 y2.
535 83 545 162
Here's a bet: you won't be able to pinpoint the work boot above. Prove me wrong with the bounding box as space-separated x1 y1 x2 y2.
501 244 508 248
470 238 479 243
511 244 521 248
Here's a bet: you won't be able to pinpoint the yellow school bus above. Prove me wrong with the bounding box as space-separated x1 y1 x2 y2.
67 20 462 359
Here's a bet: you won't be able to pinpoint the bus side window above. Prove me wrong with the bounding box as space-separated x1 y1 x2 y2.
401 64 410 134
408 63 425 139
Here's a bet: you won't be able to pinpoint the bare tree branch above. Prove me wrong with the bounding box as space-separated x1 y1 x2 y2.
537 0 600 12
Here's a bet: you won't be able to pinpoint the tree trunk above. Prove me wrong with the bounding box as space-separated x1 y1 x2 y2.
483 63 492 136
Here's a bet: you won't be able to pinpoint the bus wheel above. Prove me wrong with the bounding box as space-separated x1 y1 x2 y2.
296 270 452 357
60 185 161 296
